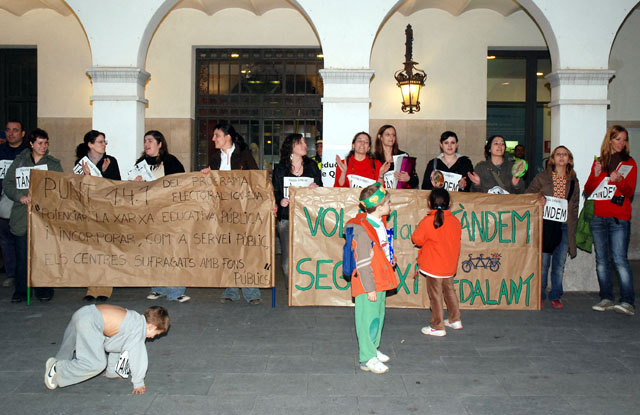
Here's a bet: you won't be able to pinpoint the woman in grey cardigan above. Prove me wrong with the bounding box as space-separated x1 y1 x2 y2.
468 135 525 194
4 128 63 302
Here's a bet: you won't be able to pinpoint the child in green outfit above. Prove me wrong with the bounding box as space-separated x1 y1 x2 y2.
345 183 398 373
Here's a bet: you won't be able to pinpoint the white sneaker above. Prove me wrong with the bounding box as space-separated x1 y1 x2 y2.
421 326 446 336
44 357 58 390
146 292 165 300
592 299 615 311
360 357 389 374
173 295 191 303
444 319 463 330
376 350 390 363
614 302 635 316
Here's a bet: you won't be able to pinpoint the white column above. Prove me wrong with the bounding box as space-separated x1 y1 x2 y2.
319 69 374 187
87 68 150 176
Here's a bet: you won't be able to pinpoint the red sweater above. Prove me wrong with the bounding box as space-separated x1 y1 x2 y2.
334 156 382 187
584 158 637 220
411 211 462 277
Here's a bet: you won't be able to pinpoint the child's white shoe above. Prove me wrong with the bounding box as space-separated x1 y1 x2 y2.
376 350 390 363
421 326 446 336
44 357 58 390
444 319 463 330
360 357 389 374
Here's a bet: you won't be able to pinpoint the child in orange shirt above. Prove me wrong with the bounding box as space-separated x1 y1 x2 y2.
411 188 462 336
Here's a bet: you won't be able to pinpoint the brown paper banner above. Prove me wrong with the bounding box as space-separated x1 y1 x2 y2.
289 188 541 310
28 170 275 288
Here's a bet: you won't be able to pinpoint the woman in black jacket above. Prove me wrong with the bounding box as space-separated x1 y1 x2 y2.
138 130 189 303
373 124 419 189
272 134 322 289
200 123 262 304
422 131 474 192
75 130 121 302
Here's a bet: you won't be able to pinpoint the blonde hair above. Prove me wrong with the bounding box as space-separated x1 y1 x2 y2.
599 125 630 169
548 145 576 178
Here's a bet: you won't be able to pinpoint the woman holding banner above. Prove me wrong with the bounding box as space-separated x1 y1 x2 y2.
585 125 637 316
468 135 525 194
527 146 579 309
334 132 389 188
139 130 189 303
75 130 121 302
4 128 63 303
421 131 474 192
272 134 322 289
373 125 418 189
201 123 262 304
134 130 185 180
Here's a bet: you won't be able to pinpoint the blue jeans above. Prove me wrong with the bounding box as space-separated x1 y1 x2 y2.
590 216 634 306
221 287 261 302
151 286 186 301
541 223 568 301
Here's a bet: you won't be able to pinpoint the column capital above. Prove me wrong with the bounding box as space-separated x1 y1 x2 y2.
545 69 615 88
87 67 150 85
319 69 374 84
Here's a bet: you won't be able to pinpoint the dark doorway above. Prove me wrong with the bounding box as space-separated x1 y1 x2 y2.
195 48 323 172
486 49 551 181
0 48 37 135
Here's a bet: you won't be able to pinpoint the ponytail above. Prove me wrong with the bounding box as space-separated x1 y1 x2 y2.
428 188 451 229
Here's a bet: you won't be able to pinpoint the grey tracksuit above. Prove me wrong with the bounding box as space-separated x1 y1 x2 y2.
55 305 148 388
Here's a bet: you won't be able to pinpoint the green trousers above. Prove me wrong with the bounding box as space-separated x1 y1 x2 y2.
354 291 386 363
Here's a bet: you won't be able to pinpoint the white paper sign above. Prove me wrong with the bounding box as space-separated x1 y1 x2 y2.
587 177 616 201
441 172 463 192
283 176 314 199
488 185 509 195
73 156 103 177
617 164 632 179
543 196 568 222
383 171 395 189
347 174 376 189
15 165 48 190
127 160 154 182
0 160 13 180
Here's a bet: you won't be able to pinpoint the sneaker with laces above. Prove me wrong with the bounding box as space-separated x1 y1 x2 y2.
173 295 191 303
551 300 564 309
421 326 446 336
376 350 390 363
146 292 165 300
592 299 615 312
44 357 58 390
444 319 463 330
613 302 635 316
360 357 389 374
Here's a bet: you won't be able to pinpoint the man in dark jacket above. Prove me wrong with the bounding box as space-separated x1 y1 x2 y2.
0 120 28 288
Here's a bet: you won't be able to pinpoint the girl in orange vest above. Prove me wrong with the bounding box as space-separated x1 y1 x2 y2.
412 188 463 336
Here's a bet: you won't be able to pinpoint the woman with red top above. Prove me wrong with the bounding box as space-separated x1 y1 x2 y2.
334 132 390 188
411 188 463 337
585 125 637 316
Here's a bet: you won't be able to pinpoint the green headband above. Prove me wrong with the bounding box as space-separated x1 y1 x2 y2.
360 183 387 209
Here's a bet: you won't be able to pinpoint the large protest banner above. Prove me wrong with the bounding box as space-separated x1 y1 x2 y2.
289 188 541 310
28 170 275 288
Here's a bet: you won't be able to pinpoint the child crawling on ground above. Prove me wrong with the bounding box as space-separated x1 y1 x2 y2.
44 304 169 395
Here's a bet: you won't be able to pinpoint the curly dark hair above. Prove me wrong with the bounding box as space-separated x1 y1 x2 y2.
279 133 312 173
